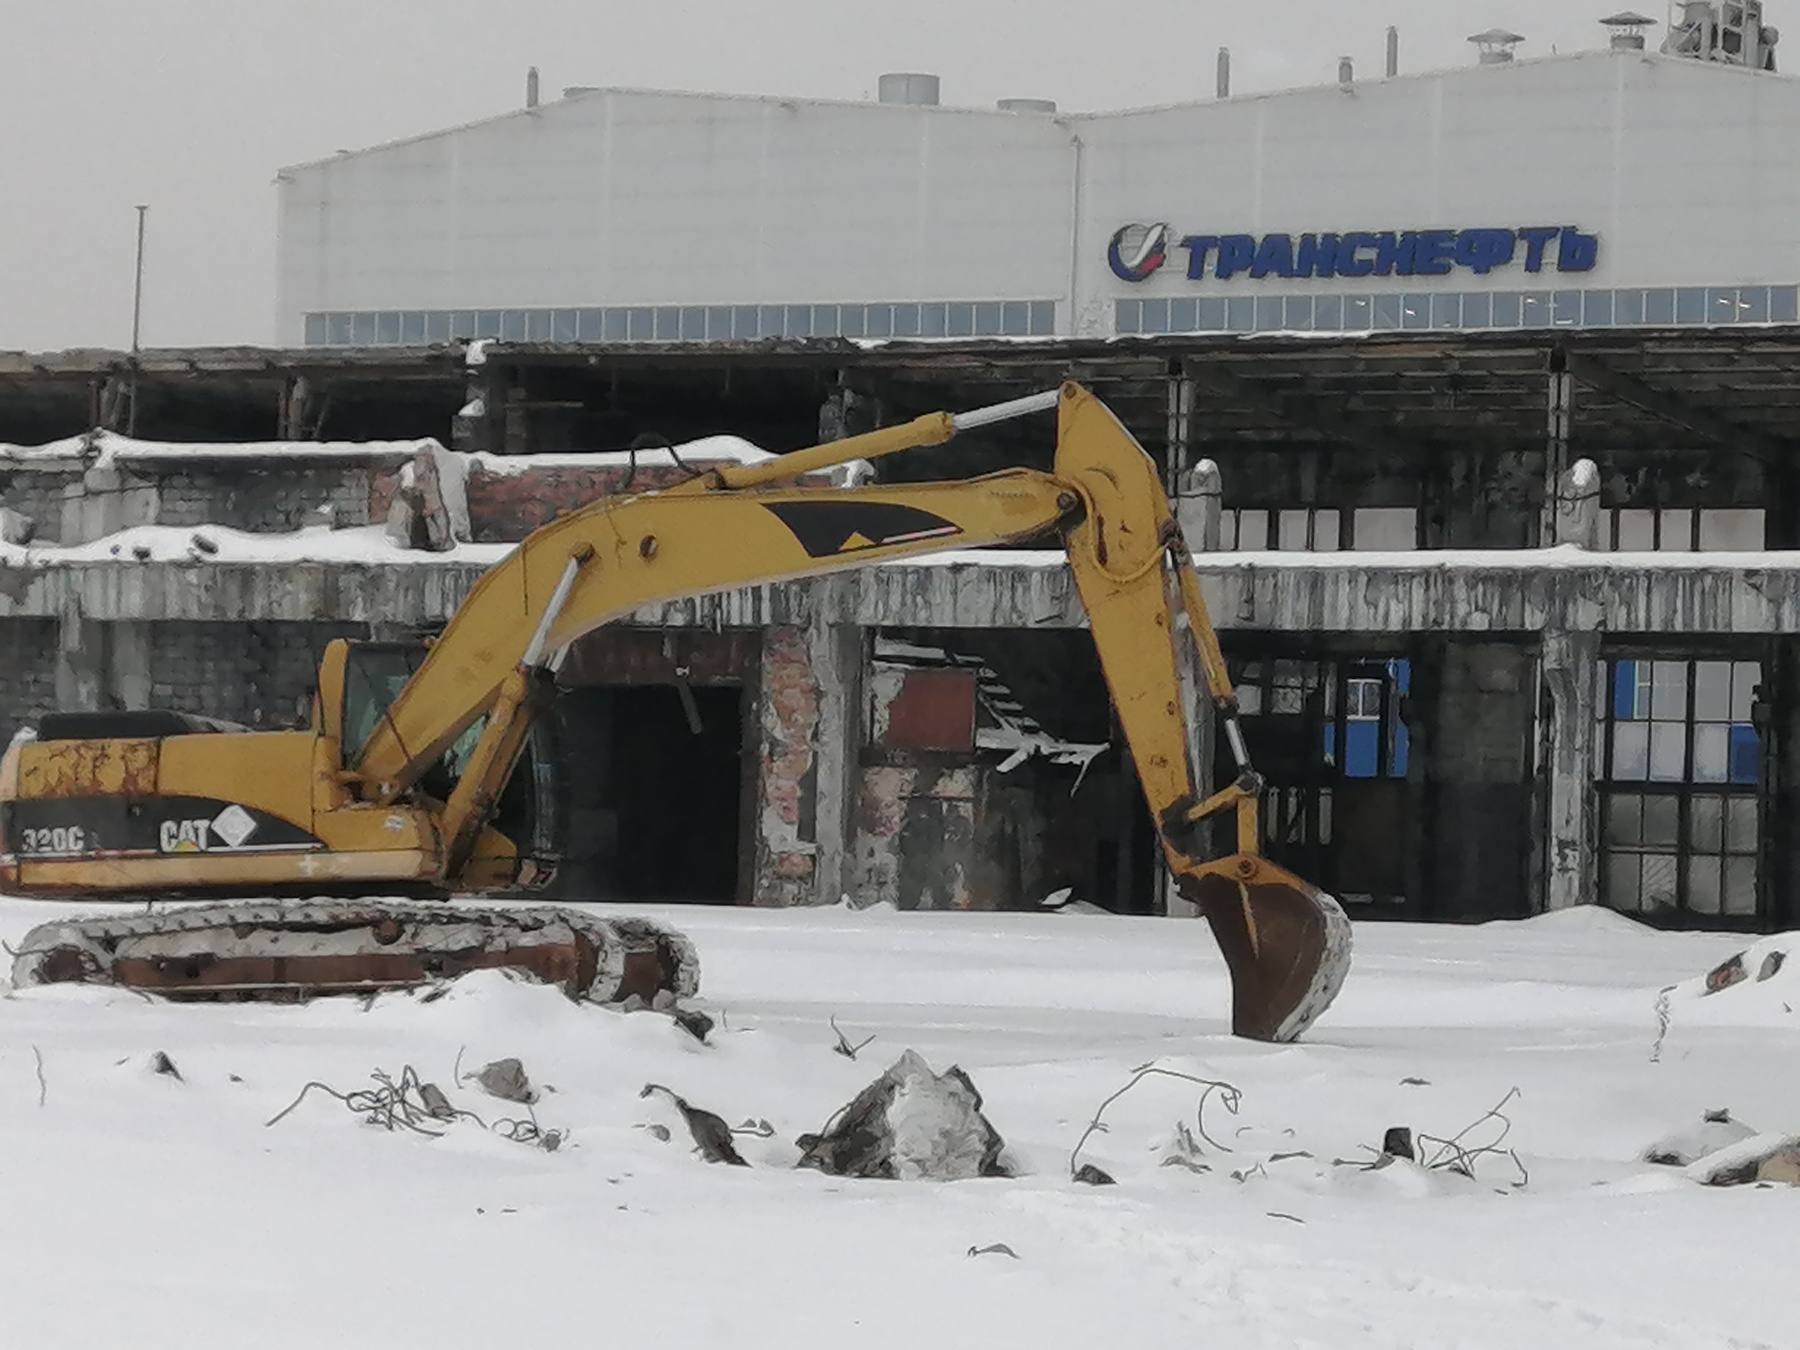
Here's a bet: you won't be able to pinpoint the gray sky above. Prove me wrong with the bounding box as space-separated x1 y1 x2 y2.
0 1 1640 351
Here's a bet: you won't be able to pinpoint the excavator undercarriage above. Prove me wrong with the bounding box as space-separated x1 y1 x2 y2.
0 383 1352 1042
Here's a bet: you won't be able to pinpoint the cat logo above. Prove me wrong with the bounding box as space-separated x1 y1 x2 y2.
159 804 260 853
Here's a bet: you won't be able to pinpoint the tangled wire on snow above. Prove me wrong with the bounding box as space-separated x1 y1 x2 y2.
264 1064 564 1151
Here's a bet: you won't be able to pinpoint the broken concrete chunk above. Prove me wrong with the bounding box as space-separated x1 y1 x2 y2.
1382 1126 1416 1162
419 1082 456 1121
1644 1110 1757 1166
1685 1132 1800 1186
473 1057 537 1105
796 1048 1009 1181
1758 1148 1800 1185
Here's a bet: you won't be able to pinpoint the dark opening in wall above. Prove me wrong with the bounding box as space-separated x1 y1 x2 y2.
550 684 746 903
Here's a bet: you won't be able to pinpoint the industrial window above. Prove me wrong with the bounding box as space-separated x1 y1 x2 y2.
920 303 949 338
1028 301 1057 335
864 305 892 338
892 304 922 338
975 302 1004 335
1490 292 1522 327
1520 293 1551 328
839 305 867 339
1222 507 1340 552
1001 301 1031 336
1371 294 1402 329
1343 295 1372 329
1738 287 1771 323
1772 287 1799 323
1582 291 1614 327
1141 300 1171 334
1599 657 1762 919
1603 508 1765 551
1644 289 1676 324
1430 293 1460 329
303 314 327 345
1199 297 1229 331
1252 296 1283 331
1676 288 1708 324
654 307 680 340
1401 294 1430 329
815 305 843 338
1615 289 1646 325
1314 295 1344 330
679 306 707 340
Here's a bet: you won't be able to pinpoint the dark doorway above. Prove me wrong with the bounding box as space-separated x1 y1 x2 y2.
551 684 746 903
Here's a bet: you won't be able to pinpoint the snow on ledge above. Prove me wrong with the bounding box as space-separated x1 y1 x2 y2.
0 524 516 567
0 431 441 469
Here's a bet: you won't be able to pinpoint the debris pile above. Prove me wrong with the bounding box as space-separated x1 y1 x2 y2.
797 1050 1011 1181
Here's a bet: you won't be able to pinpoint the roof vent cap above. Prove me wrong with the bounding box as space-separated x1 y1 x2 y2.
1469 28 1526 63
878 72 941 106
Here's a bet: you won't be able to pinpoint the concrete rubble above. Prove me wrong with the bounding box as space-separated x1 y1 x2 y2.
796 1049 1010 1181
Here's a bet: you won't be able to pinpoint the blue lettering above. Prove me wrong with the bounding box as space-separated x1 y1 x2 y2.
1179 235 1219 280
1251 233 1297 279
1294 233 1341 280
1519 226 1561 273
1373 231 1418 277
1336 232 1378 278
1454 229 1516 275
1215 234 1257 280
1557 227 1599 273
1412 229 1456 276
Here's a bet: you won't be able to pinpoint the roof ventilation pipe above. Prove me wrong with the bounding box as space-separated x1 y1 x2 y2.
1338 55 1355 85
1386 25 1400 75
1469 28 1526 63
1601 10 1657 50
1217 46 1231 98
878 72 941 105
997 97 1058 113
526 66 540 108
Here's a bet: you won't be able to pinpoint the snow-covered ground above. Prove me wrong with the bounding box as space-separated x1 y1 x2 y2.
1 897 1796 1349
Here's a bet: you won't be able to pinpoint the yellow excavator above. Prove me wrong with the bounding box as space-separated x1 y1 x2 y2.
0 383 1350 1041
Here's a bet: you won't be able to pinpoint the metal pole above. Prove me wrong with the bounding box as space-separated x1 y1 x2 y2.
131 205 148 354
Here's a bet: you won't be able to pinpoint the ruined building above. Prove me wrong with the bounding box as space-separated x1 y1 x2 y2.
5 8 1800 928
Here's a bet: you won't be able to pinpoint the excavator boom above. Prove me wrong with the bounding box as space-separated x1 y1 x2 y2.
1 384 1350 1041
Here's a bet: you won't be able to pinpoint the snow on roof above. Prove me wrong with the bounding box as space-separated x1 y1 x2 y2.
458 435 777 477
0 431 438 471
0 524 514 568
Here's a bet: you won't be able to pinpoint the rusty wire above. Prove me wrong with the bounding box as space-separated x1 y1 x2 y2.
1070 1062 1243 1181
265 1063 564 1150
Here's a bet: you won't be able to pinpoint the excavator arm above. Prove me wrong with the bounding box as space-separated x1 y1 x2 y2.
351 383 1351 1042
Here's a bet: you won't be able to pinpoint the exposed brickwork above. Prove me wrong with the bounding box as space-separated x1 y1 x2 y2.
0 473 80 544
754 623 819 906
152 466 377 531
148 621 367 728
0 619 59 746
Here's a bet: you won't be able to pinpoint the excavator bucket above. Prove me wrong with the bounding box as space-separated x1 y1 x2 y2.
1175 856 1353 1043
8 901 700 1008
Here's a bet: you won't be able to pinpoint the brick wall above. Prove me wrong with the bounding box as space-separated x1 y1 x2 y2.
0 619 59 746
148 621 367 728
754 623 819 906
152 466 379 531
0 473 80 543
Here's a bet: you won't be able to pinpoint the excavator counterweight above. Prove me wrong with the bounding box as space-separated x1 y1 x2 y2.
0 384 1350 1041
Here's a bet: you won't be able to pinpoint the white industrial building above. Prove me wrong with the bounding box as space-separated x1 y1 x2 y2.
278 6 1800 348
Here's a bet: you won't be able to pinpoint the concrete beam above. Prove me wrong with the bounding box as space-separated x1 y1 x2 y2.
1564 352 1791 460
1541 627 1600 910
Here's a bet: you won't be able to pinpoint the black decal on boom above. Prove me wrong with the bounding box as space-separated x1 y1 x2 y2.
763 502 962 559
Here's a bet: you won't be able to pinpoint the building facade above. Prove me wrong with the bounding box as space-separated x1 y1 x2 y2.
280 11 1800 348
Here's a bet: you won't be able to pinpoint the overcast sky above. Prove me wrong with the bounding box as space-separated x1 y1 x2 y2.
0 0 1642 351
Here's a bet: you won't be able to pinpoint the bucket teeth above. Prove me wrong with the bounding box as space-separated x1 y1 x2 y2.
8 900 700 1006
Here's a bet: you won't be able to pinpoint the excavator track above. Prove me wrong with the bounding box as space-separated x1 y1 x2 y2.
8 901 700 1007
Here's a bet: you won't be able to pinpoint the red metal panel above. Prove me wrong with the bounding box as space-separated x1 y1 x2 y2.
882 669 977 753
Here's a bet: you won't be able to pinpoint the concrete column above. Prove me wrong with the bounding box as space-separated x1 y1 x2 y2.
55 606 156 714
55 599 103 712
1541 364 1575 547
1541 627 1600 910
1164 364 1196 492
807 579 866 907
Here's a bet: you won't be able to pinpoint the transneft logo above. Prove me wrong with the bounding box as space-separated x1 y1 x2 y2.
1107 223 1172 282
1106 225 1600 283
